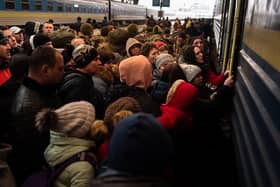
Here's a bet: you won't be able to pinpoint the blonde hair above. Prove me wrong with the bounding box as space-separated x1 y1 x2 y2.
91 120 109 143
112 110 133 127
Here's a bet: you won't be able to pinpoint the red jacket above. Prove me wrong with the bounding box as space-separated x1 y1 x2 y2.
0 68 11 86
157 80 198 130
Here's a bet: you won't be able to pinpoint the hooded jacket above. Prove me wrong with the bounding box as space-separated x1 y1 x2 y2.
157 80 198 130
125 38 141 57
44 131 96 187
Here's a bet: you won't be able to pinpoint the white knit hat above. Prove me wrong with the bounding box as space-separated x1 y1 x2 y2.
179 64 202 82
54 101 95 138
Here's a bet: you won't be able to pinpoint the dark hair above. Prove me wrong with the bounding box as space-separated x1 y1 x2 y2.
178 32 187 40
141 42 157 57
48 19 54 24
29 46 58 71
61 44 74 64
182 45 196 64
100 26 110 37
99 50 115 65
161 63 186 85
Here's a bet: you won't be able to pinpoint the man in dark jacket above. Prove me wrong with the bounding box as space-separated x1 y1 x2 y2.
8 46 64 185
59 44 104 119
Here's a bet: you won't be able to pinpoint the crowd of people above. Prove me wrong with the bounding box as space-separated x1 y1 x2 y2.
0 15 237 187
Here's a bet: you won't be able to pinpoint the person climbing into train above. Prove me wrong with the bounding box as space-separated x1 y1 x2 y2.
180 45 228 86
190 35 218 74
156 79 198 186
179 63 236 187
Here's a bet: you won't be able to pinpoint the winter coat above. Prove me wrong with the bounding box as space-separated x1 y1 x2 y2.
59 69 104 119
151 80 169 104
9 77 60 185
105 84 161 117
157 80 198 130
45 131 96 187
157 80 198 187
186 84 235 187
125 38 141 57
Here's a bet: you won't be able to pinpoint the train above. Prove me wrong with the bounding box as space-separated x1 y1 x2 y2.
213 0 280 186
0 0 163 26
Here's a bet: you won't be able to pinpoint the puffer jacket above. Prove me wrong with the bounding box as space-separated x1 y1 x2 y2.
45 131 96 187
9 77 60 185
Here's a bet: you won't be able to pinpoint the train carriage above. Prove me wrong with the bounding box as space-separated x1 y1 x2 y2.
0 0 149 26
213 0 280 186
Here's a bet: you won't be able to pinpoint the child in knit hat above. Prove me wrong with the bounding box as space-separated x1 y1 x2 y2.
97 97 142 162
35 101 108 187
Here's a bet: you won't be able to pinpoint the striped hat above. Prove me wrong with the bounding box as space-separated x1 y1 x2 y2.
54 101 95 138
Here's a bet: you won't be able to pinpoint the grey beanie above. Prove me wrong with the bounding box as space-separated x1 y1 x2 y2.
154 54 174 70
179 64 202 82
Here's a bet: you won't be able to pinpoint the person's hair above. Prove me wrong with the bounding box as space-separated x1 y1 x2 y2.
182 45 196 64
48 19 54 24
95 66 114 86
61 44 74 64
158 45 169 52
112 110 133 127
100 26 110 37
43 21 53 26
29 46 58 71
161 63 187 85
141 42 157 57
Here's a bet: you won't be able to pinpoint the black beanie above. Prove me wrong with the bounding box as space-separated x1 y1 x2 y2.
72 44 98 68
33 34 51 48
108 113 174 176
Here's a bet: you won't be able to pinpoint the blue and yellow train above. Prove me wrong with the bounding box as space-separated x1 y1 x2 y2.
0 0 159 26
213 0 280 186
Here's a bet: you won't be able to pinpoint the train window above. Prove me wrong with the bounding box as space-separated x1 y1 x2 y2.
22 0 29 10
58 3 63 12
35 0 41 11
5 0 15 10
66 4 72 12
47 1 52 11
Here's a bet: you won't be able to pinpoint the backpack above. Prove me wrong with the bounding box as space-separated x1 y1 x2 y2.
21 151 97 187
